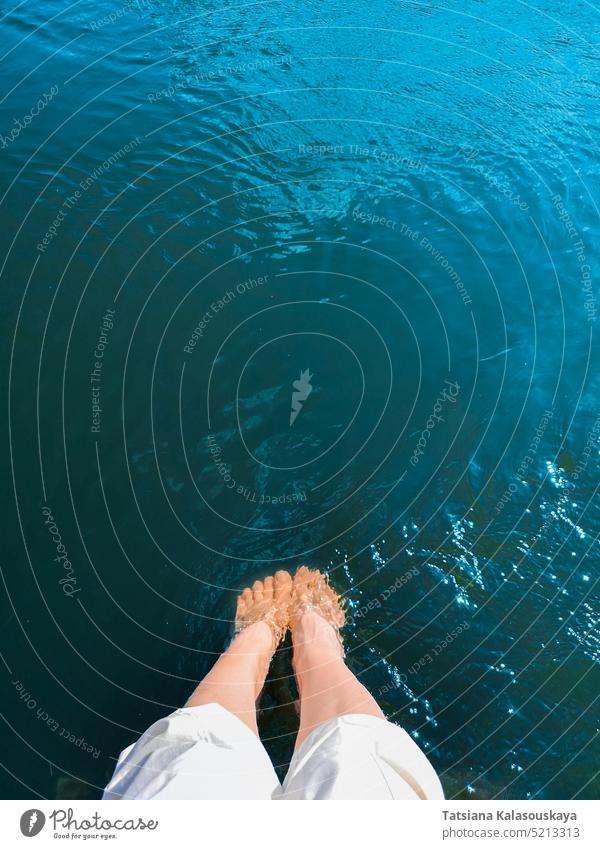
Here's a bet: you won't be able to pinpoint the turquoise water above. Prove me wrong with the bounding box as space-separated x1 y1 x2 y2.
1 0 599 799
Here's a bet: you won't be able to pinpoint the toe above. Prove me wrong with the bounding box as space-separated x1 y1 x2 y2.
274 570 293 598
242 587 253 607
313 569 327 590
252 579 264 603
275 569 292 585
263 575 274 601
236 595 246 618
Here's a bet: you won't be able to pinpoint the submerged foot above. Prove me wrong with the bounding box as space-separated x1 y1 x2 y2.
235 570 293 652
290 566 345 656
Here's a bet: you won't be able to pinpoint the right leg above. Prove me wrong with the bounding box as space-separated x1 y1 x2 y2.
290 566 385 750
292 609 384 749
284 567 444 799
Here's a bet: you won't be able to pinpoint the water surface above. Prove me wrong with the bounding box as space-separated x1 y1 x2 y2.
1 0 599 800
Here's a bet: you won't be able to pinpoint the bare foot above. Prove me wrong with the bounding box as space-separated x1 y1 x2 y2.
235 570 293 652
290 566 345 658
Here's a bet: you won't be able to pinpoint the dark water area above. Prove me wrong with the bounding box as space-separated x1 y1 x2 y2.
1 0 599 800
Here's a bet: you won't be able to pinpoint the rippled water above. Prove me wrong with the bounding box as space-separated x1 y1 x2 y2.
1 0 599 800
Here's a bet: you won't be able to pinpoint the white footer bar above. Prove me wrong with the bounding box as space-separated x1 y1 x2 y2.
1 800 597 849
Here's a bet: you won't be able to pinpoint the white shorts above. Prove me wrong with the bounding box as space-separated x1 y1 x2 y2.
103 704 444 800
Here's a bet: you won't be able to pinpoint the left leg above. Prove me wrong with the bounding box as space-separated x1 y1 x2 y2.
103 571 292 799
186 572 292 735
185 619 272 735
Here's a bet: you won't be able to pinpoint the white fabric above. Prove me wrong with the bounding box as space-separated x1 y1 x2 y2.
103 703 444 800
279 713 444 799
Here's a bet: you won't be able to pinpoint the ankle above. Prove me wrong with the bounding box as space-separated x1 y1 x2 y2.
229 621 273 684
231 620 273 653
292 611 343 672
